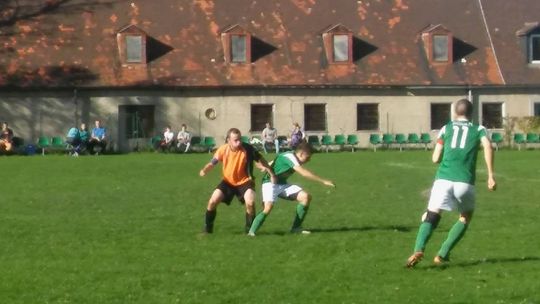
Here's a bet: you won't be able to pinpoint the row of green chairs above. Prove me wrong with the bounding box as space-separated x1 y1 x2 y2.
317 135 359 152
369 133 432 152
512 133 540 150
37 136 68 155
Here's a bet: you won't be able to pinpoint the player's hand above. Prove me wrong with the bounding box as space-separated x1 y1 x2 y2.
487 177 496 191
199 169 206 177
323 180 335 187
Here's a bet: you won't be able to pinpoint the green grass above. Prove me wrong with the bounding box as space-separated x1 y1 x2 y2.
1 151 539 303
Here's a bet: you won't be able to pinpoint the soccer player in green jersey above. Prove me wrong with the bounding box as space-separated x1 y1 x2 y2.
248 142 335 236
406 98 496 267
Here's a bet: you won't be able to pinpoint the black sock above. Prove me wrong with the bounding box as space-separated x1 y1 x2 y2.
245 213 255 233
205 209 217 233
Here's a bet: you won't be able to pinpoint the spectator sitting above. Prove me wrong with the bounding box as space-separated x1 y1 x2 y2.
79 123 89 153
158 126 174 152
66 126 81 156
88 120 107 155
290 122 305 149
176 124 191 153
0 122 14 153
262 122 280 154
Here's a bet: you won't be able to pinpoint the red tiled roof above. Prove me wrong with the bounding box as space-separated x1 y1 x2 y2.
0 0 535 88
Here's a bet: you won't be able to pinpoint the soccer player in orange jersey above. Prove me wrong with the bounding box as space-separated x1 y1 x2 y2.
199 128 275 234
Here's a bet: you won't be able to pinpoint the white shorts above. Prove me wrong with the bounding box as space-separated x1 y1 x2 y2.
262 182 303 203
427 179 475 213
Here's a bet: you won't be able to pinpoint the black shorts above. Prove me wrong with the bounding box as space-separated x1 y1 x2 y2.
216 180 255 205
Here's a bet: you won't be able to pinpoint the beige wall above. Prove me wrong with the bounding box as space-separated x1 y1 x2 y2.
1 88 539 151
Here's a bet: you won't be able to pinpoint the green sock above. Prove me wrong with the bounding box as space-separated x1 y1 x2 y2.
249 212 268 234
291 204 309 230
437 221 468 259
414 222 435 253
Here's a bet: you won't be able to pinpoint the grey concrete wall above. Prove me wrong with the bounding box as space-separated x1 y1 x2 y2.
1 87 539 152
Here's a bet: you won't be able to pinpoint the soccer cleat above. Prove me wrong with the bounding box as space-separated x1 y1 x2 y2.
290 228 311 234
433 255 449 266
406 252 424 268
247 232 256 237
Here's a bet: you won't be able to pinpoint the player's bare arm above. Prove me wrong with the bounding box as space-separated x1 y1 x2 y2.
199 159 217 177
432 141 443 163
256 158 277 184
293 165 335 187
481 136 496 191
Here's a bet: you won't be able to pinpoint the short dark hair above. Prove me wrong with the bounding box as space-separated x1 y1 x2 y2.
455 98 473 118
226 128 242 140
295 141 314 154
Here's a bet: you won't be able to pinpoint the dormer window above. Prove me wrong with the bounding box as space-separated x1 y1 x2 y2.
333 34 350 62
516 22 540 64
221 25 252 64
322 24 353 64
116 25 147 65
530 34 540 63
421 24 453 63
231 34 247 63
433 35 449 62
126 35 143 63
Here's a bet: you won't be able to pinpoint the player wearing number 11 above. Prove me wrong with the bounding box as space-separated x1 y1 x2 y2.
406 98 496 268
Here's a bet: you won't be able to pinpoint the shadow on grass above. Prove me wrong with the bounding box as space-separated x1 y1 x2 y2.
264 225 412 236
418 256 540 270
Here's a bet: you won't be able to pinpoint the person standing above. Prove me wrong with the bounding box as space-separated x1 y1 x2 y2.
248 142 335 236
262 122 279 154
406 99 496 267
199 128 275 234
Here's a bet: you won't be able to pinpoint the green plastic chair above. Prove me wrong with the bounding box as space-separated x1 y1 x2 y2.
347 134 359 152
321 135 333 153
369 134 381 151
526 133 539 143
382 133 394 149
240 136 250 144
203 136 216 153
150 135 162 150
490 132 503 151
513 133 526 150
307 135 320 146
334 135 346 146
37 136 50 156
420 133 432 150
407 133 420 149
51 136 66 154
190 136 203 152
394 133 407 151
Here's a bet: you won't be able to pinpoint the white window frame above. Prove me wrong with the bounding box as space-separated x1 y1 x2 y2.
530 34 540 64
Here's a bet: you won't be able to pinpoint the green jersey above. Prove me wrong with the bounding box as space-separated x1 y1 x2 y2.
262 151 300 184
435 120 487 185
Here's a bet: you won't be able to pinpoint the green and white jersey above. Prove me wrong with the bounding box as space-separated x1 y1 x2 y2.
262 151 300 184
435 120 488 185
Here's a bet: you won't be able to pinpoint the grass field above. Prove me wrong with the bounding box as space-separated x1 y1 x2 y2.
1 150 539 303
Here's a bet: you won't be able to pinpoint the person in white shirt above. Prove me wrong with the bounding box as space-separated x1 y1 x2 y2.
261 122 279 154
176 124 191 153
158 126 174 152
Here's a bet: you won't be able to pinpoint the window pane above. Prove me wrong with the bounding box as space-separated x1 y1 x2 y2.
231 35 247 62
482 103 503 128
304 104 326 131
534 103 540 116
531 36 540 62
126 36 142 63
333 35 349 62
122 105 155 139
433 35 448 61
430 103 451 130
357 104 379 130
251 105 273 132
